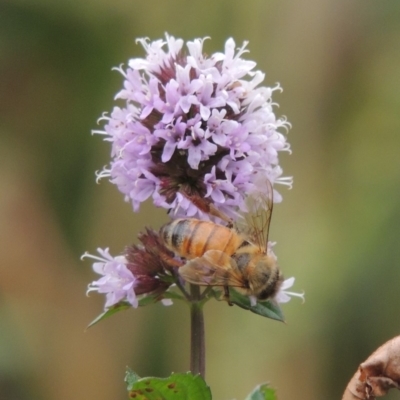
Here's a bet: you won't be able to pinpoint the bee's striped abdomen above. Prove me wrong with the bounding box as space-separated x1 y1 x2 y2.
160 218 242 259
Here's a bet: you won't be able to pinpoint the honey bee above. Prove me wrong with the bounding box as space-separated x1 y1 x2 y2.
160 182 283 304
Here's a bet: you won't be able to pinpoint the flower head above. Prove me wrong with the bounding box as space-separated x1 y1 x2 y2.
95 34 291 220
84 230 175 310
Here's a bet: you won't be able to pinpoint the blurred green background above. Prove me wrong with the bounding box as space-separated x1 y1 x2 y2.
1 1 400 399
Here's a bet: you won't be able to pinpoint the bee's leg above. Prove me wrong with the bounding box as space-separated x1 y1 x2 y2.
223 286 233 306
179 189 233 225
159 251 184 270
209 204 233 226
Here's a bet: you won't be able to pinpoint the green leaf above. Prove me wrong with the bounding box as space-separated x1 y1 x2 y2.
87 301 131 328
220 289 285 322
138 295 159 307
125 367 141 387
245 383 277 400
126 371 211 400
87 291 178 329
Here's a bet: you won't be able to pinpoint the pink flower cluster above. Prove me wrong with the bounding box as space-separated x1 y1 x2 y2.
95 35 292 219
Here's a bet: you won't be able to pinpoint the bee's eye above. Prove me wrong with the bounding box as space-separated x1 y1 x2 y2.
258 285 276 300
258 292 270 300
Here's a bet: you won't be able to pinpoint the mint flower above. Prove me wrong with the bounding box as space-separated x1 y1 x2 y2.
95 34 291 219
84 248 138 308
84 230 175 310
274 277 305 304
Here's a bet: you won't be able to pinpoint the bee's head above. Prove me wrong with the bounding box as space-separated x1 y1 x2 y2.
253 254 277 275
252 255 283 300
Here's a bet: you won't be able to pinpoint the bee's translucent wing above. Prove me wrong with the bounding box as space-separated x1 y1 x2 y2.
236 180 274 251
178 250 246 288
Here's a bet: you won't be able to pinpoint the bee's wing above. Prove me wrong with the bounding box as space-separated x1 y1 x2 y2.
236 180 273 251
179 250 246 288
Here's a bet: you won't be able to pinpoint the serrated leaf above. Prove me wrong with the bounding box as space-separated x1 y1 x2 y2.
125 367 141 387
227 290 285 322
126 372 211 400
245 383 277 400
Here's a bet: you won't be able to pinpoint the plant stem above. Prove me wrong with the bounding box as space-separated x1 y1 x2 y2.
190 284 205 378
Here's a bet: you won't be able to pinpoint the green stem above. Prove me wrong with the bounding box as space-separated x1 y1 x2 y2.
190 284 205 378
